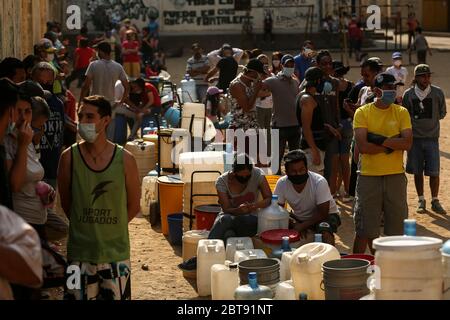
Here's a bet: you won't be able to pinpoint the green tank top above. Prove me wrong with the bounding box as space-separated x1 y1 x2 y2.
68 143 130 264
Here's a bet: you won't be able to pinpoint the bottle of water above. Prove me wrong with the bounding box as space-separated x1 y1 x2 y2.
404 219 417 236
271 236 292 259
234 272 273 300
299 293 308 300
224 143 234 173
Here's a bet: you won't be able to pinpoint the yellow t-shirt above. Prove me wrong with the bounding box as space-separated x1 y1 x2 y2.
354 102 412 176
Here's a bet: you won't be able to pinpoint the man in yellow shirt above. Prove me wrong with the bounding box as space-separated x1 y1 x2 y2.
353 73 413 254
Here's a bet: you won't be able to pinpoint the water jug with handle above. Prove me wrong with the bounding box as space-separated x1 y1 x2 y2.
257 195 290 235
182 230 210 279
280 251 294 282
234 249 268 263
226 237 254 262
274 280 296 300
234 272 274 300
211 262 240 300
180 74 198 103
290 243 341 300
197 240 226 297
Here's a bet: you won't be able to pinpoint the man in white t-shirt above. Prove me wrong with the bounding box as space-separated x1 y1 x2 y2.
274 150 341 245
386 52 409 104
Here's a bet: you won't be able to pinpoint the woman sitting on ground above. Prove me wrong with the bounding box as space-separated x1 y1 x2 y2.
209 153 272 241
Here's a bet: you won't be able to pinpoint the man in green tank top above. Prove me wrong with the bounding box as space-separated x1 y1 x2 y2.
58 95 141 300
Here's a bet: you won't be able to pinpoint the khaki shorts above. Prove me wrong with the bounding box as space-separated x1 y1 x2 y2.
354 174 408 238
123 62 141 79
304 148 326 175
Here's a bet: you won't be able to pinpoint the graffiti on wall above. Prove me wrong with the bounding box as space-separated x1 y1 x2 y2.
80 0 319 32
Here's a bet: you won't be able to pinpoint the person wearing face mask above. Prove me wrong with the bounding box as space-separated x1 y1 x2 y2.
210 153 272 241
275 150 341 246
262 55 301 175
403 65 447 215
353 73 413 254
186 43 210 103
294 40 315 82
386 52 409 104
31 62 65 195
57 95 141 300
271 51 283 75
36 39 65 97
4 95 54 240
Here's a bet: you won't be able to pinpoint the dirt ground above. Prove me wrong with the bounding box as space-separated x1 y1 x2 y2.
55 44 450 300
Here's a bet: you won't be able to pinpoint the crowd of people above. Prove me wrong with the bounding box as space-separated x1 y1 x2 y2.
0 14 448 301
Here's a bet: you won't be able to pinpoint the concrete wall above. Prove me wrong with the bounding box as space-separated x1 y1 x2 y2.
0 0 62 59
64 0 321 34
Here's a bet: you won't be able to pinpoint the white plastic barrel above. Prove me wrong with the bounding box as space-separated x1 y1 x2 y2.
197 240 226 297
211 262 239 300
159 128 189 170
234 249 268 263
226 237 254 262
280 251 294 282
373 236 444 300
179 152 225 183
181 102 206 139
125 140 156 181
275 280 296 300
290 243 341 300
140 171 159 216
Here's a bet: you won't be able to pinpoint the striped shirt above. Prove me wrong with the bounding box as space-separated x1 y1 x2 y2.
186 55 210 85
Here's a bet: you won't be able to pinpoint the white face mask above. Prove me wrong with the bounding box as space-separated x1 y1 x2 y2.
394 60 402 67
282 67 295 78
304 48 313 55
78 123 99 144
272 60 281 68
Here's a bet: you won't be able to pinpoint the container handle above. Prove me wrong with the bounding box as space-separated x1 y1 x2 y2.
320 280 325 291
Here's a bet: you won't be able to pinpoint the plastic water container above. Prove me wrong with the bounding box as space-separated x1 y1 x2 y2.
141 171 159 216
181 103 206 138
259 230 301 257
168 214 183 246
235 272 274 301
257 195 290 235
275 280 296 300
226 237 254 262
183 182 220 231
235 250 268 263
442 240 450 300
164 107 181 128
180 75 198 103
159 128 189 170
271 236 292 260
404 219 417 236
211 262 240 300
182 230 210 279
158 175 184 236
179 152 225 183
125 140 157 182
197 240 226 297
143 134 159 161
290 243 341 300
373 236 444 300
280 251 294 282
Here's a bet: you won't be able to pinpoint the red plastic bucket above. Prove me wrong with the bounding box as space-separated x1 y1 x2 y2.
342 254 375 265
194 205 221 230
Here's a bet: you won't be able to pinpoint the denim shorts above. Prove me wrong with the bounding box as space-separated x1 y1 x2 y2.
406 138 440 177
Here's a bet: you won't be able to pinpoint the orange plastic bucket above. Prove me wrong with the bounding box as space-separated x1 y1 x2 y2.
158 176 184 235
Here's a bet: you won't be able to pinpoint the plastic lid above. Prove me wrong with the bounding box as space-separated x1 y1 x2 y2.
272 195 279 201
260 229 300 245
373 236 443 251
299 293 308 300
443 240 450 256
158 175 184 184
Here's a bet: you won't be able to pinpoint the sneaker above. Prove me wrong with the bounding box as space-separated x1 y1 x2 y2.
178 257 197 272
431 200 447 215
417 199 427 214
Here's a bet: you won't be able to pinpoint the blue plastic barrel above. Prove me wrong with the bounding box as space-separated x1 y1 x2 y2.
164 107 181 128
168 213 184 246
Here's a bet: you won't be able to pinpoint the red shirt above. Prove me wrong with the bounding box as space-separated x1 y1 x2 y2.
122 40 141 63
143 83 161 107
75 47 95 69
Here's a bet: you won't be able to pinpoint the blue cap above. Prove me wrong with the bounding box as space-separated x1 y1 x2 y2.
281 54 295 66
392 52 402 60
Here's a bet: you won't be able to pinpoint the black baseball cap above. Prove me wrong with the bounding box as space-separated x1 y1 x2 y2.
374 73 397 88
304 67 324 86
246 59 266 74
